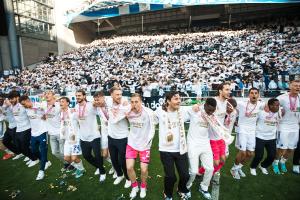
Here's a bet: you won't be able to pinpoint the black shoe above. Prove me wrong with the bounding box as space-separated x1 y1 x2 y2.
66 164 75 172
64 163 69 169
163 193 173 200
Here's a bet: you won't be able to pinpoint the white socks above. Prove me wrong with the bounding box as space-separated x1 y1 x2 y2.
232 163 243 170
273 159 279 165
238 164 243 169
280 157 287 164
73 160 85 171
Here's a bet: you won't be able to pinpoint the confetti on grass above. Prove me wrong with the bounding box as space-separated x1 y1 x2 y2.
62 174 67 179
9 190 21 199
67 185 77 192
116 194 125 200
59 180 65 186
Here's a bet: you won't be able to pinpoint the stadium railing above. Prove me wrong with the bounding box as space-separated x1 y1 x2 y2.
25 89 286 98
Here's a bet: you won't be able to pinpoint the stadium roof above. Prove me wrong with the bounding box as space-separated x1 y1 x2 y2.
65 0 300 25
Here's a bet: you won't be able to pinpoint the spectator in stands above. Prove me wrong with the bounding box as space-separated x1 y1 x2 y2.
268 79 278 90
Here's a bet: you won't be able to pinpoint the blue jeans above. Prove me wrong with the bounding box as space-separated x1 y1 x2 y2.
31 132 48 170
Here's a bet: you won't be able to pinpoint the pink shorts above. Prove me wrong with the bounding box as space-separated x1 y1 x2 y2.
126 145 150 163
210 139 226 161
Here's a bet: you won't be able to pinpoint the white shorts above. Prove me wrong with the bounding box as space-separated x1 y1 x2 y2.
235 132 256 152
64 142 82 156
277 131 299 149
101 135 108 150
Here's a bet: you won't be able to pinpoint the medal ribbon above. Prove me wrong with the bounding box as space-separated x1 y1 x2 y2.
61 110 68 121
127 108 143 119
101 106 109 120
224 114 231 127
245 101 257 117
45 103 54 115
266 111 275 120
78 102 86 119
289 94 297 112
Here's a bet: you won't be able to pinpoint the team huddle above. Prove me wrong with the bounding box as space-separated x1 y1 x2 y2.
0 81 300 200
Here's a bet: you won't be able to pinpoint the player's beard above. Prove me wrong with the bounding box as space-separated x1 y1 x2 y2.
133 106 142 113
113 98 121 104
77 98 84 104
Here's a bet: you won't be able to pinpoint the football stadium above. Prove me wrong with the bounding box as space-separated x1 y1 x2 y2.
0 0 300 200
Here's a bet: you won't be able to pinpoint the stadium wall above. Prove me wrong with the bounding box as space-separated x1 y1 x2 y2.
56 22 97 55
20 37 57 67
0 36 12 71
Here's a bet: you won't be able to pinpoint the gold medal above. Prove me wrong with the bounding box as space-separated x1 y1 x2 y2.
70 134 76 142
30 115 37 119
166 132 174 143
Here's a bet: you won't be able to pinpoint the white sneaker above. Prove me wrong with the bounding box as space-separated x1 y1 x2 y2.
186 191 192 199
230 168 240 180
292 165 300 174
186 183 193 190
12 154 24 160
129 186 139 199
45 161 52 170
250 168 257 176
109 167 115 175
23 157 30 162
26 160 32 165
124 179 131 188
140 187 147 199
36 170 45 180
259 166 268 175
238 168 246 177
113 175 124 185
199 188 211 200
113 171 118 179
95 168 99 175
28 160 39 167
99 174 106 182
